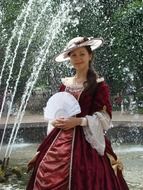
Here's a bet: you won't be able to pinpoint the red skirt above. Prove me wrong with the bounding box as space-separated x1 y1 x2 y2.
26 127 129 190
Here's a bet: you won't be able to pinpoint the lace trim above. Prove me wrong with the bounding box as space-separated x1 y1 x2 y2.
47 121 54 135
83 112 113 156
96 77 104 83
68 128 76 190
61 77 104 89
61 77 83 89
65 86 83 93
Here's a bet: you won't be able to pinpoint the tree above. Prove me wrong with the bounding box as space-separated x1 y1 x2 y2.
0 0 142 104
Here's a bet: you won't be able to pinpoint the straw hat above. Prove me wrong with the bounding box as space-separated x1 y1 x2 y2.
55 36 104 62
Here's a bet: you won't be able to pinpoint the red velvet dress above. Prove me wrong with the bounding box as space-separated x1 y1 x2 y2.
26 81 129 190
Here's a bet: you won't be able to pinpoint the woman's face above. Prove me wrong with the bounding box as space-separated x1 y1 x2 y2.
69 47 92 72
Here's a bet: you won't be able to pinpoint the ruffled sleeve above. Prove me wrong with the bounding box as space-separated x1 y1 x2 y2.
83 112 113 156
82 81 113 155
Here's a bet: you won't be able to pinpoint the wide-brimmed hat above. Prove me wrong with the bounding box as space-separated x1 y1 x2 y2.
55 36 104 62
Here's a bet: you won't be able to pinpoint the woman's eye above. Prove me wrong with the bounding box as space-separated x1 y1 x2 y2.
70 53 85 57
71 54 76 57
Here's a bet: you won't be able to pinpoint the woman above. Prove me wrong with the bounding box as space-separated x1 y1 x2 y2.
26 37 129 190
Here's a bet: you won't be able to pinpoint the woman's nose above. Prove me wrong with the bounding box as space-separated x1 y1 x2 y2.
75 55 82 61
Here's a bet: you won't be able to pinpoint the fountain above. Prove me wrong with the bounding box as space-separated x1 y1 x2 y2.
0 0 76 187
0 0 143 189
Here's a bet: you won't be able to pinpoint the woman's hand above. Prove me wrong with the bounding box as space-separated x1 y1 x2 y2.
27 151 40 173
51 117 81 130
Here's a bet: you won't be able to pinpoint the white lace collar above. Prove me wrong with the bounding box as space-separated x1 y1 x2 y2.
61 77 83 88
61 77 104 87
96 77 104 83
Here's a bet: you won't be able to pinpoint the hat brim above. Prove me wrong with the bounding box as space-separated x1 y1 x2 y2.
55 38 104 62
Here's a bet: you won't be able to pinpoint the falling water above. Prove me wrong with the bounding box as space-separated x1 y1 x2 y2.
0 0 58 157
0 1 36 82
0 8 2 24
0 0 75 160
0 0 143 189
5 3 71 159
0 0 35 152
0 0 33 119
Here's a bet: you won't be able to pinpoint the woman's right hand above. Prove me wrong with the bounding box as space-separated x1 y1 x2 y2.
51 117 83 130
27 151 40 173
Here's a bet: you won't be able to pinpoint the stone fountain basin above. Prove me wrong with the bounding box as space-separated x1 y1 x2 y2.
0 111 143 142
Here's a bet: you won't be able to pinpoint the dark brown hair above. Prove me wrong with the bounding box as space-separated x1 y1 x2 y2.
83 46 98 95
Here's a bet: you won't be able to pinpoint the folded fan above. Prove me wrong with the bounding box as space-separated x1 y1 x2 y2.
44 92 81 120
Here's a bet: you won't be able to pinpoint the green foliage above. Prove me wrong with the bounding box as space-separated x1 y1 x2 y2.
1 0 27 32
0 0 143 104
94 0 143 96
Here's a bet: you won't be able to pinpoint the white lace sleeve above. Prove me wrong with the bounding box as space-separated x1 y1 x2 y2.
83 112 113 156
47 121 55 135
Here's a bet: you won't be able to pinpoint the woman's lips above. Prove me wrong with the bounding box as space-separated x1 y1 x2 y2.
75 62 83 65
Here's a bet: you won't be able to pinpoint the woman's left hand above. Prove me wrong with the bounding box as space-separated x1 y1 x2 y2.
51 117 81 130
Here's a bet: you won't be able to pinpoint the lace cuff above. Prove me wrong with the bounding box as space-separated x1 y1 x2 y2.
47 121 54 135
83 112 113 156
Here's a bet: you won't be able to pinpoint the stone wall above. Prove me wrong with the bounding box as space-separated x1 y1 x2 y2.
0 122 143 144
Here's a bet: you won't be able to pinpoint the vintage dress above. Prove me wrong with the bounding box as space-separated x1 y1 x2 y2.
26 80 129 190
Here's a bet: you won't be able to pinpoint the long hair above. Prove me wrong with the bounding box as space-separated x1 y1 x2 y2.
83 46 98 95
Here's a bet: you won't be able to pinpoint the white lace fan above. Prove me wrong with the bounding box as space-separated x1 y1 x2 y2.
44 92 81 120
